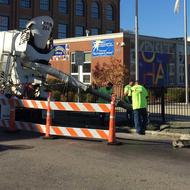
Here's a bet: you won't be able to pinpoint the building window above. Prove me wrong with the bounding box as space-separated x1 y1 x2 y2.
91 1 99 19
19 18 28 30
0 15 8 31
75 26 84 37
71 52 91 84
0 0 9 4
20 0 31 8
58 24 68 39
75 0 84 16
40 0 49 11
106 29 113 34
59 0 68 14
91 28 99 35
106 4 114 21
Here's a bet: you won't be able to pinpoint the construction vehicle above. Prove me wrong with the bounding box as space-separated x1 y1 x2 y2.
0 16 128 120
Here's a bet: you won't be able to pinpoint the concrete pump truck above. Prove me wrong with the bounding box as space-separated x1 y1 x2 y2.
0 16 128 120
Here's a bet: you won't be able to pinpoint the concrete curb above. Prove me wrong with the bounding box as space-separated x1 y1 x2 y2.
144 130 190 139
116 128 190 140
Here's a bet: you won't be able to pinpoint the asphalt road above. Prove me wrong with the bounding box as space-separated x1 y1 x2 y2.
0 130 190 190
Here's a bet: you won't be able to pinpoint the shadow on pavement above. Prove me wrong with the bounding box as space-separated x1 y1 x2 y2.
117 137 171 146
0 144 34 152
0 128 42 142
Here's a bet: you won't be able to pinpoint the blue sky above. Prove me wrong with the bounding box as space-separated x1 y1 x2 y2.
120 0 190 38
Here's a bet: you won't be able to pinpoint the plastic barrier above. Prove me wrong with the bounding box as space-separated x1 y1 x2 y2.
45 92 51 138
0 94 119 144
0 95 17 132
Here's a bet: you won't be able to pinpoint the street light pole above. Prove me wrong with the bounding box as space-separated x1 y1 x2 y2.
184 0 189 104
135 0 139 81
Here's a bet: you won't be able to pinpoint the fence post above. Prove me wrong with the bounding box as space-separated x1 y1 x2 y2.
9 96 17 132
108 94 121 145
161 87 165 122
44 92 53 139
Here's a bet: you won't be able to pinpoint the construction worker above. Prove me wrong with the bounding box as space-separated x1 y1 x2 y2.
131 80 148 135
23 83 35 99
124 80 134 127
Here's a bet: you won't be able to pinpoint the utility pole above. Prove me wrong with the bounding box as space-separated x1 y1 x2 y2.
184 0 189 104
135 0 139 81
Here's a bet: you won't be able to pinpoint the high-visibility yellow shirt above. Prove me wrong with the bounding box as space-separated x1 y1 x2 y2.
124 84 132 97
131 85 148 110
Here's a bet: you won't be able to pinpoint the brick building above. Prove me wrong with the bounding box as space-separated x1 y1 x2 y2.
51 32 190 87
0 0 120 38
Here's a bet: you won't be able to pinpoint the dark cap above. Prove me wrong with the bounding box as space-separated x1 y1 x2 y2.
129 79 134 82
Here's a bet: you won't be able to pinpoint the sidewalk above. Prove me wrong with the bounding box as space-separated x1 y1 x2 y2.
116 115 190 139
116 124 190 140
115 111 190 138
115 122 190 148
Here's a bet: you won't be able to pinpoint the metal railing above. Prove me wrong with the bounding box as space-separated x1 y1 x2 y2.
114 86 190 122
51 85 190 122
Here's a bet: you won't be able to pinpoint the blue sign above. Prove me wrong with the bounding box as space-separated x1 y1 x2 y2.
52 44 70 61
92 39 114 57
54 44 69 56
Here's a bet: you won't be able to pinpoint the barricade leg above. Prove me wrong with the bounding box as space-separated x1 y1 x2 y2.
108 95 122 145
7 96 19 133
43 93 55 139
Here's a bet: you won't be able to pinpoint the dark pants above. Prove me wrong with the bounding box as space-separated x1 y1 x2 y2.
126 109 133 127
125 96 133 127
133 108 148 134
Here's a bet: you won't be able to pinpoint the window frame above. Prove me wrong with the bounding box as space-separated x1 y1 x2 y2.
75 25 84 37
58 23 68 39
20 0 31 8
71 51 91 84
91 28 99 35
0 0 9 5
75 0 84 16
19 18 29 30
91 1 99 19
106 29 113 34
106 4 114 21
59 0 68 14
40 0 50 11
0 15 9 31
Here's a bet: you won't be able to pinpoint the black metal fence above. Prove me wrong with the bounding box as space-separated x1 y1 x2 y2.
114 86 190 122
50 84 190 123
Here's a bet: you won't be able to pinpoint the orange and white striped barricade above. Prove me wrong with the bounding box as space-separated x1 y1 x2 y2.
8 96 19 132
108 95 122 145
45 92 51 138
43 92 55 139
10 95 120 144
0 94 10 129
9 96 16 132
46 100 111 141
0 95 19 132
13 98 48 133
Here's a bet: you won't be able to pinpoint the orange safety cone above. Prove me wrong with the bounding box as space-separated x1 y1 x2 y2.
108 94 122 145
43 92 54 139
